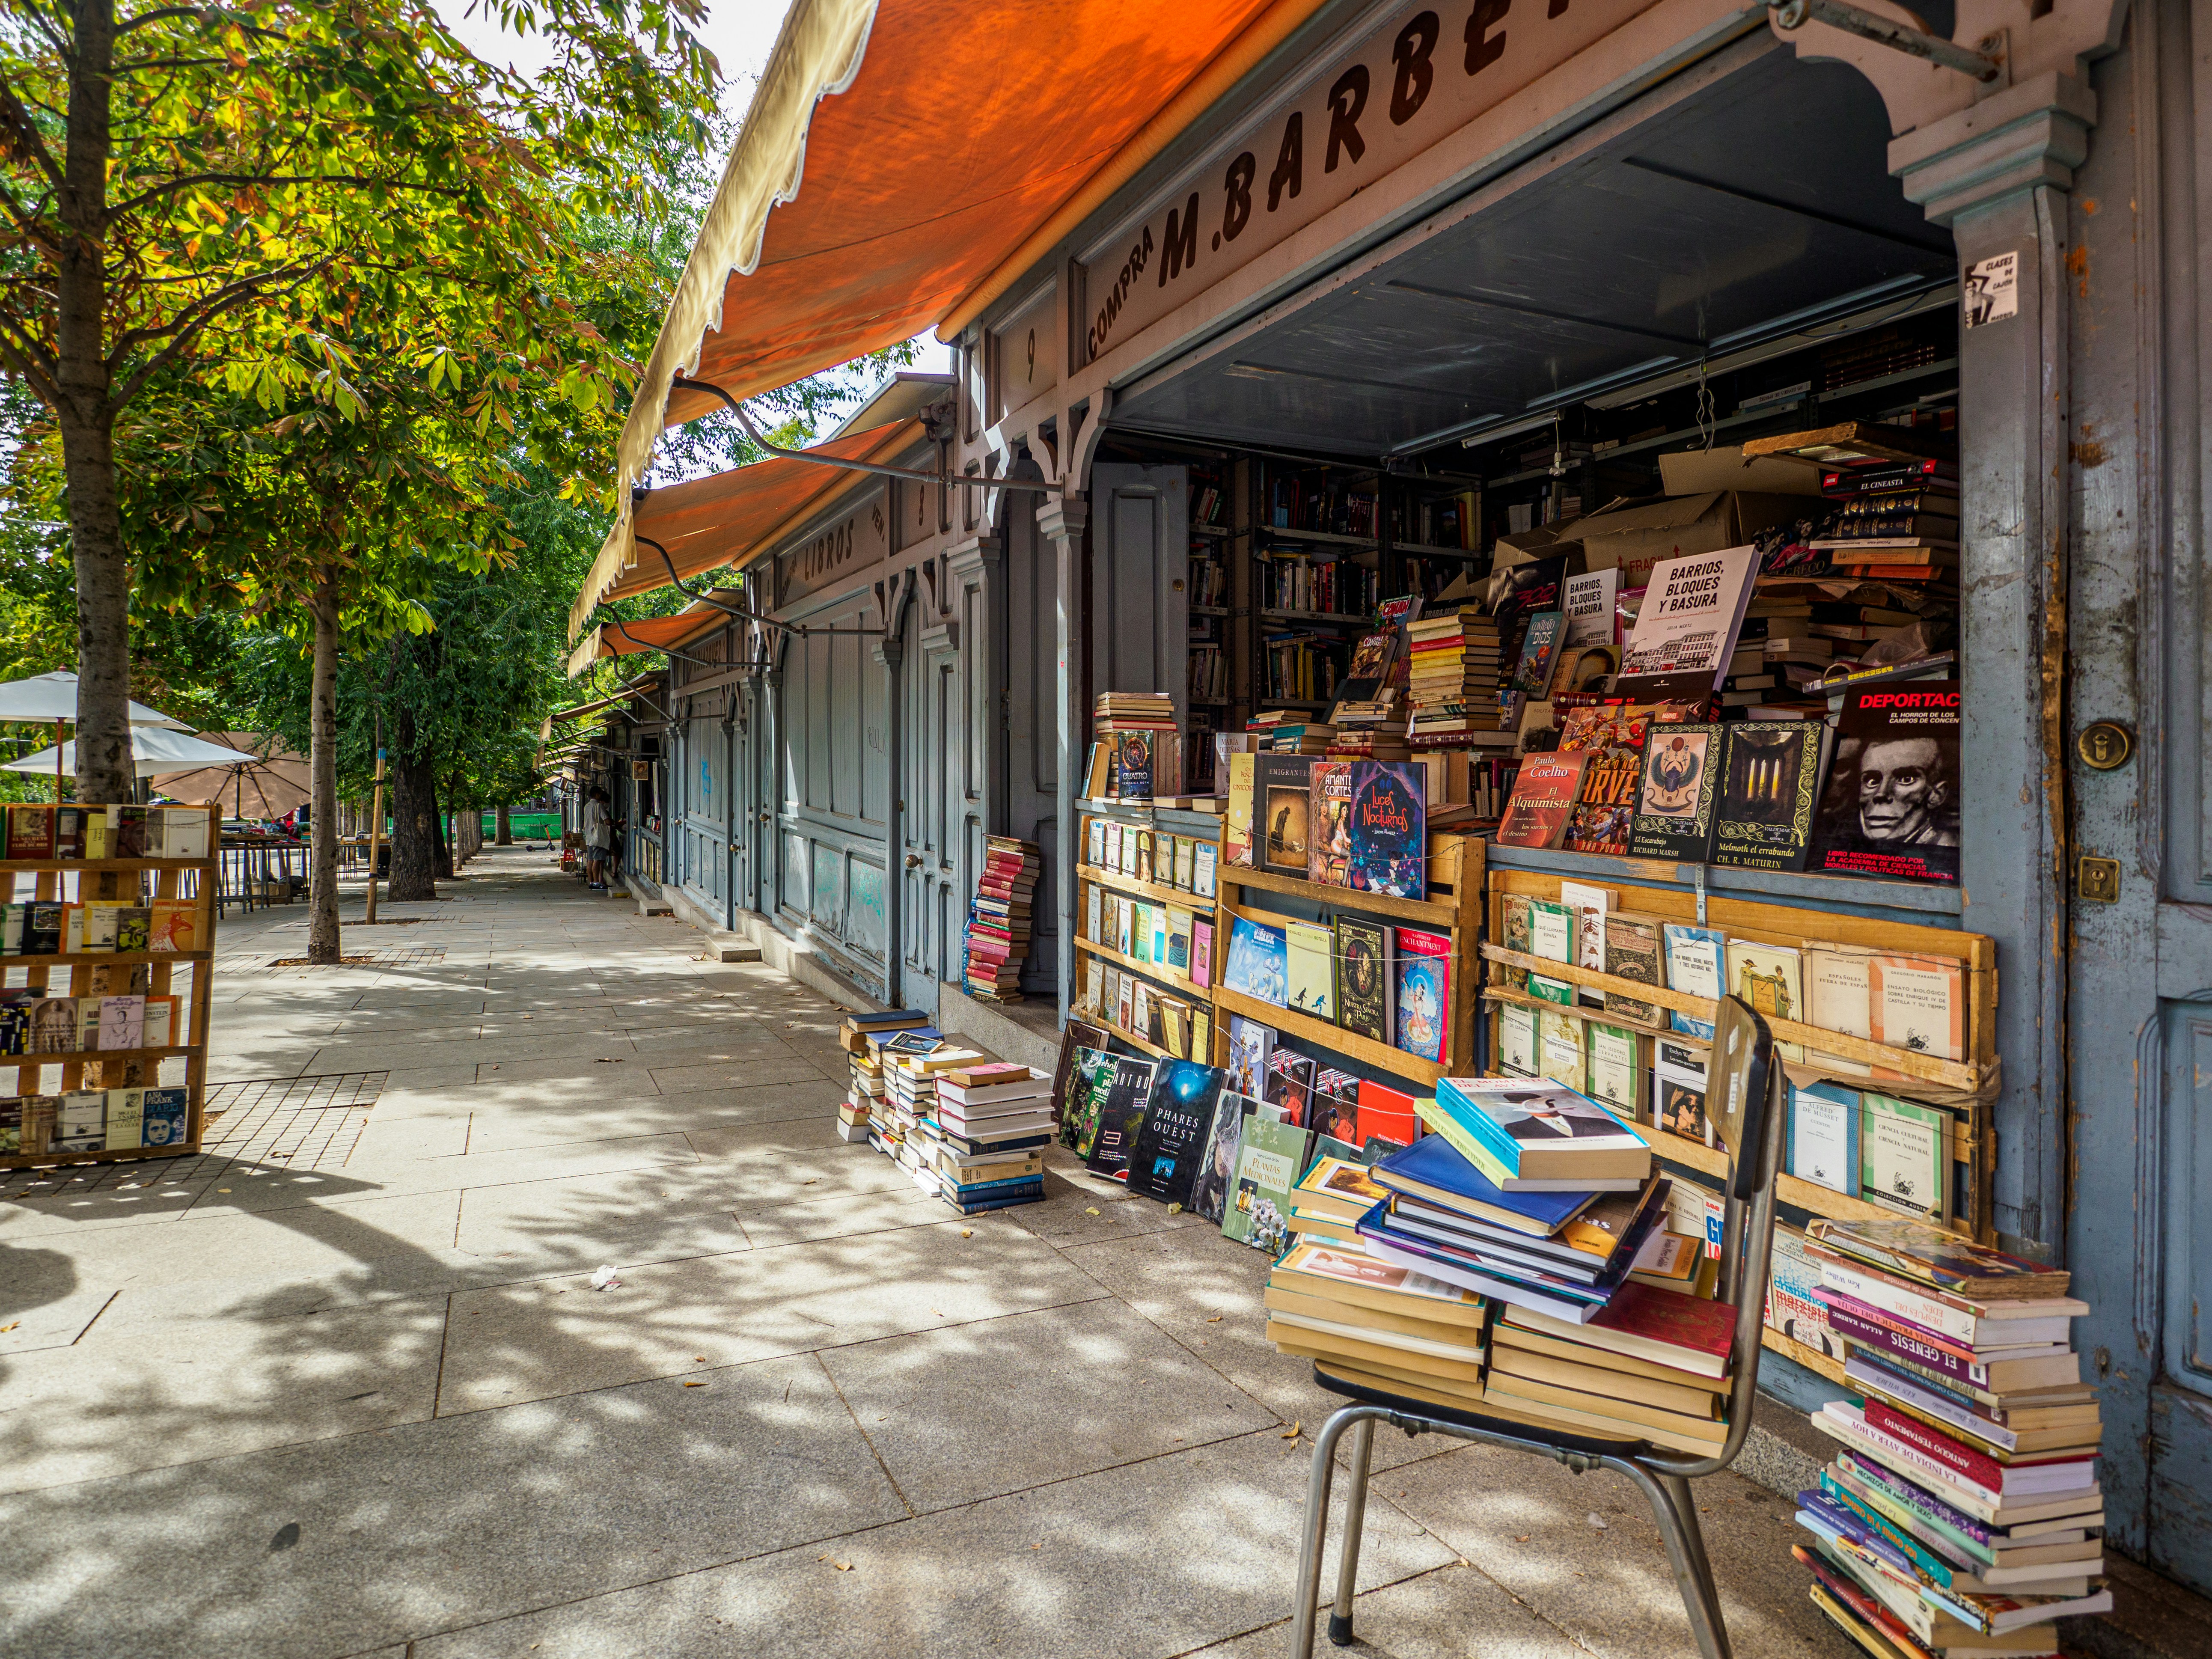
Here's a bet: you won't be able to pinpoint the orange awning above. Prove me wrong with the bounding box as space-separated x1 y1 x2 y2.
614 0 1330 491
571 415 922 638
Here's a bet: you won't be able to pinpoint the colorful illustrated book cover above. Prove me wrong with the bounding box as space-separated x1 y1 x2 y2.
1223 915 1288 1007
1495 751 1590 850
1264 1048 1317 1127
1333 916 1391 1043
1394 927 1453 1063
1307 761 1354 886
1709 722 1829 872
1809 681 1961 884
1129 1059 1228 1207
1601 913 1663 1026
1255 754 1317 879
1285 921 1334 1023
1511 612 1567 697
1189 1089 1258 1225
1084 1054 1159 1179
1628 722 1724 862
1225 1014 1275 1097
1346 761 1426 899
1225 751 1257 867
1222 1113 1316 1252
1113 731 1155 801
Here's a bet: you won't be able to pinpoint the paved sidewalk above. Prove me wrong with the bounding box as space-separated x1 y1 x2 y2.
0 847 1849 1659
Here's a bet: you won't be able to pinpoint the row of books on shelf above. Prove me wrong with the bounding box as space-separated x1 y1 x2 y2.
1785 1216 2109 1658
3 897 204 955
1 991 186 1055
1079 960 1211 1059
1187 553 1228 607
962 836 1038 1003
835 1011 1049 1213
5 1086 192 1156
1497 681 1959 883
1261 635 1345 704
1084 816 1219 897
1399 489 1481 552
1222 752 1430 899
1261 554 1378 618
1187 643 1230 703
1222 910 1453 1064
5 803 213 862
1267 473 1378 538
1085 882 1213 984
1494 1004 1966 1224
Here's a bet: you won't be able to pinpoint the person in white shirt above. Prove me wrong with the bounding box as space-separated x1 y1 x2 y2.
582 788 611 890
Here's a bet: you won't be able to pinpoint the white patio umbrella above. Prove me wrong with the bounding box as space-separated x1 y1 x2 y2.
144 731 311 821
0 669 191 802
3 728 261 778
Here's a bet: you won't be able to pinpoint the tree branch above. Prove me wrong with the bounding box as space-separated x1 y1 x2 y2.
115 4 214 34
106 259 334 410
0 326 61 408
0 64 65 194
107 171 471 219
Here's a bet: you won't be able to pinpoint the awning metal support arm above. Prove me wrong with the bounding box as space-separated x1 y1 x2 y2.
602 616 721 671
668 375 1056 494
637 538 882 641
1769 0 2002 81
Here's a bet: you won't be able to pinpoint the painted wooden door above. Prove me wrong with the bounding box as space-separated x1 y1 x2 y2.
2062 7 2212 1592
1089 461 1191 755
896 591 983 1010
998 490 1060 997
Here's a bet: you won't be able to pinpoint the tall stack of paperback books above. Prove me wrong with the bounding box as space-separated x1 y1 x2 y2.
925 1062 1051 1213
964 836 1040 1002
1795 1216 2111 1658
836 1010 929 1143
1404 608 1507 749
881 1039 988 1185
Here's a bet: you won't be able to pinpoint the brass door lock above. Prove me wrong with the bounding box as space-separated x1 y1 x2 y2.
2077 856 2121 903
2076 722 2135 770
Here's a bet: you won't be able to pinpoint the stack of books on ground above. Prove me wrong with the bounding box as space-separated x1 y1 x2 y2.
1795 1216 2109 1659
926 1061 1053 1213
1093 692 1179 802
871 1031 974 1171
1404 608 1510 749
837 1010 930 1143
1264 1235 1492 1409
964 837 1040 1002
1342 1077 1739 1451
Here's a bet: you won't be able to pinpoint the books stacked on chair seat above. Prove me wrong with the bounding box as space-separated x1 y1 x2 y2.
838 1010 931 1143
929 1063 1052 1213
964 838 1040 1002
1263 1238 1492 1408
1487 1287 1736 1454
1792 1216 2110 1658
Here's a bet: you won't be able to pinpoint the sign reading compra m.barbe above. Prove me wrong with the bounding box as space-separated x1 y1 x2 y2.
1081 0 1649 362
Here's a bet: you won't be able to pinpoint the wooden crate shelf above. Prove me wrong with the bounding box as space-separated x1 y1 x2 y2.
1214 982 1445 1087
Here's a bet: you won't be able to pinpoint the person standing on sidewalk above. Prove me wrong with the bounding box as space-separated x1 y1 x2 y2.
582 788 611 890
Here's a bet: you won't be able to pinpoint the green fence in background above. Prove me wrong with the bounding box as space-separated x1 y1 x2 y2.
482 811 563 841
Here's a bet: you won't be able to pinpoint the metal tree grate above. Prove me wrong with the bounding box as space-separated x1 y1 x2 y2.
0 1071 389 1201
225 946 450 970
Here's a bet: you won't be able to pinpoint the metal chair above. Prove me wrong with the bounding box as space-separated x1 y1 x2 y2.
1287 994 1787 1659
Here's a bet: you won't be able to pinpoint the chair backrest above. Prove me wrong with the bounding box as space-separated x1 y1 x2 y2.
1645 993 1787 1478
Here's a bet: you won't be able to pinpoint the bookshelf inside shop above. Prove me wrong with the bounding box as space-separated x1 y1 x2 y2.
1 803 220 1171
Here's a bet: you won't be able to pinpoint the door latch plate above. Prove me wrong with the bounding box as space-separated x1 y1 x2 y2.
2077 855 2120 903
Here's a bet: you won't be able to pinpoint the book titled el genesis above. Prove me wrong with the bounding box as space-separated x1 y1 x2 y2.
1808 681 1962 884
1708 722 1831 873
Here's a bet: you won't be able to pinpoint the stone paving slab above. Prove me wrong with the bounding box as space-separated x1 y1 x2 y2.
408 1429 1457 1659
0 1352 906 1659
434 1215 1110 1415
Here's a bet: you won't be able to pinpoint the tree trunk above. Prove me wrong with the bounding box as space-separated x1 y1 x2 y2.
387 688 438 902
495 803 512 845
305 569 342 963
433 779 454 879
389 755 439 901
58 0 133 804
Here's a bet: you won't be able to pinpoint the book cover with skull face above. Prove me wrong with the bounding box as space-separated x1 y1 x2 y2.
1810 682 1962 884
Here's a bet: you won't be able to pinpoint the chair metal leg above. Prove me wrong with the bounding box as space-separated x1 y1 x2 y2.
1288 1406 1376 1659
1626 1465 1730 1659
1328 1416 1377 1647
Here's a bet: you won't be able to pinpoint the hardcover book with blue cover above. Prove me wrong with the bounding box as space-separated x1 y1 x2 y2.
1128 1059 1227 1207
1369 1133 1600 1236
